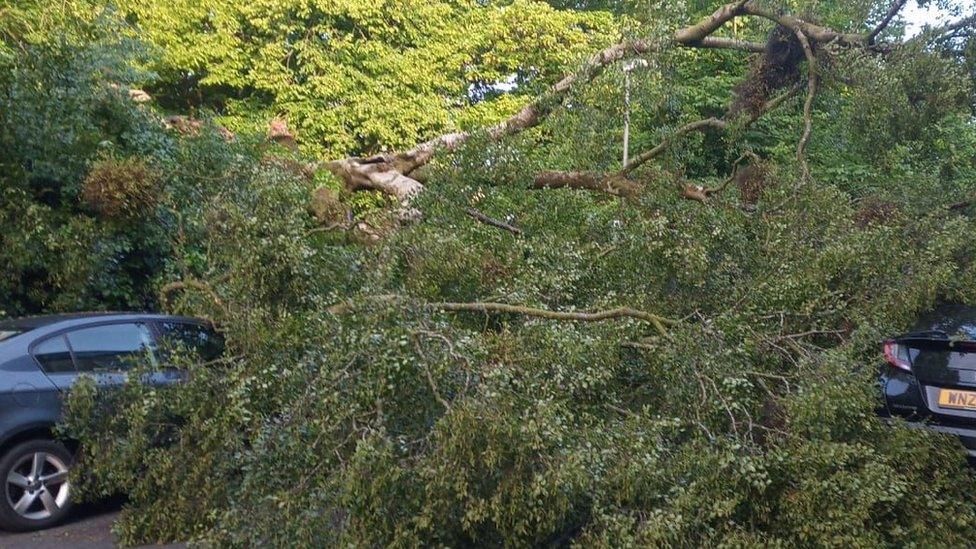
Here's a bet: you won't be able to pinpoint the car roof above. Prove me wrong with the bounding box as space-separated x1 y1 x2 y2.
0 312 205 332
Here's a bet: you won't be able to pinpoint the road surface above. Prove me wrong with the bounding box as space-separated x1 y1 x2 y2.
0 500 184 548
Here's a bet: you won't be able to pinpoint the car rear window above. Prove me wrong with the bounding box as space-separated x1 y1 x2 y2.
33 335 75 373
66 323 155 372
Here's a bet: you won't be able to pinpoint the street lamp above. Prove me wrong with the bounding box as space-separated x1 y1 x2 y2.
622 59 648 169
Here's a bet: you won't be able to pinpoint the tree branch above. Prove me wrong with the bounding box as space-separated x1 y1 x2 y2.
697 36 766 53
321 1 774 201
674 0 749 44
411 334 452 409
621 118 727 176
911 13 976 43
741 3 865 47
327 295 677 337
464 207 523 235
531 171 642 197
319 0 899 203
686 150 759 202
396 2 764 178
868 0 909 43
531 84 800 201
433 301 675 337
793 28 819 175
159 279 226 316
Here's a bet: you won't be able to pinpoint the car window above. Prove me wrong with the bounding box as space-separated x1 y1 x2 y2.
66 323 155 373
157 322 224 362
32 335 75 373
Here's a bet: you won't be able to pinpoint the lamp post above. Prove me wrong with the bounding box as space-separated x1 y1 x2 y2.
622 59 648 169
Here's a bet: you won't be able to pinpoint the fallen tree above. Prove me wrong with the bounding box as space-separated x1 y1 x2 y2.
320 0 972 203
10 1 976 546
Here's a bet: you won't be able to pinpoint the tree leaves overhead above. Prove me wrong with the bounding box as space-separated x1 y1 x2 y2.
119 0 615 157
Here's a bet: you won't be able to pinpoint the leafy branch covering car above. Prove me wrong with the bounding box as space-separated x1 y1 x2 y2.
0 312 221 531
5 305 976 532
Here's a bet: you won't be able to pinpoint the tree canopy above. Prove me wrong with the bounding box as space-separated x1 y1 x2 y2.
114 0 616 158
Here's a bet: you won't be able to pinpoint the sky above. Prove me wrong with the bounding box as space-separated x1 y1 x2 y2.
903 0 975 35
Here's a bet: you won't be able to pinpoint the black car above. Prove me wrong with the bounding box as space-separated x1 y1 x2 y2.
880 304 976 460
0 312 221 531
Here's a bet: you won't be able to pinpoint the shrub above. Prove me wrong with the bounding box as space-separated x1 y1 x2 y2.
81 156 160 219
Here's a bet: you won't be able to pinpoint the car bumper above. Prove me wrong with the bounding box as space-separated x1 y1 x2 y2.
880 366 976 458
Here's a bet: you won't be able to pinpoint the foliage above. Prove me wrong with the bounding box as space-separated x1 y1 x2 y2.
65 162 976 547
105 0 616 159
0 10 170 315
4 0 976 547
80 156 161 219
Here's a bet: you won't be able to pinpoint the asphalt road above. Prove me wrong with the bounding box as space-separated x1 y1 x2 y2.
0 499 184 549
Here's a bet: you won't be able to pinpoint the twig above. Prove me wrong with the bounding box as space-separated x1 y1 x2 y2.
772 328 846 342
620 341 659 351
414 329 474 395
743 370 793 394
948 197 976 211
464 207 523 235
411 336 451 410
868 0 909 43
595 244 618 259
305 222 354 235
702 150 761 197
159 279 226 315
433 302 674 337
326 294 400 315
604 402 639 418
327 295 677 338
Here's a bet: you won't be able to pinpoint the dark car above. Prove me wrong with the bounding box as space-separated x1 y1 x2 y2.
879 304 976 460
0 312 221 531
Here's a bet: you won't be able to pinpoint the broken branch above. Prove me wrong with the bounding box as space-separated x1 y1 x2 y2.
320 1 783 201
317 0 928 205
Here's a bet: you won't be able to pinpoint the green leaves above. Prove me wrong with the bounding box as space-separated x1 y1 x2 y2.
116 0 614 158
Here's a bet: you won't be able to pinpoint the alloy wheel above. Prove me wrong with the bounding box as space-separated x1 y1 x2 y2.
5 452 70 521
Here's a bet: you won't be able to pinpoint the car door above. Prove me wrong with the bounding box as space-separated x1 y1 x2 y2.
38 322 157 391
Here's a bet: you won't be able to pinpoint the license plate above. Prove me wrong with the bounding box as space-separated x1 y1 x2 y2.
938 389 976 410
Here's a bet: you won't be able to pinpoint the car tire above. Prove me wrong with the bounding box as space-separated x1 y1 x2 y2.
0 439 73 532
